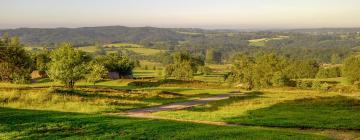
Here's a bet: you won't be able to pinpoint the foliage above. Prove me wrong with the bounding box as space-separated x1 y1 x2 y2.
285 59 319 79
86 62 108 85
343 55 360 85
227 53 294 89
47 43 90 88
205 49 222 64
0 35 32 84
316 66 341 79
31 50 51 71
165 52 204 80
96 53 135 77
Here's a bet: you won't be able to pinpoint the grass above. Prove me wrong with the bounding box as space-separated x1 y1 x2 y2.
0 87 192 113
0 78 236 113
153 88 360 124
227 96 360 129
78 43 164 56
0 107 330 140
249 38 268 47
106 43 142 48
107 43 163 55
126 47 163 55
249 36 289 47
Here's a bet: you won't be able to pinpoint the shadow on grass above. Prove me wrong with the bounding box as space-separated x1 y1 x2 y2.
52 88 186 101
188 91 264 112
225 96 360 130
0 107 328 140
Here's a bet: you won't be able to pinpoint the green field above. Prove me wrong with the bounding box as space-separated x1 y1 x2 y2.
249 36 289 47
153 89 360 123
0 107 330 140
78 43 164 56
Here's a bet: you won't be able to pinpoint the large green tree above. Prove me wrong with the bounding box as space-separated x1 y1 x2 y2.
47 43 90 88
227 53 317 89
0 35 32 83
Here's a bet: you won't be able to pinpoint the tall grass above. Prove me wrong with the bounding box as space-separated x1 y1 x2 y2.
0 89 109 113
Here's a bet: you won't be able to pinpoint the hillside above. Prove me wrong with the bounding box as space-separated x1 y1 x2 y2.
0 26 187 46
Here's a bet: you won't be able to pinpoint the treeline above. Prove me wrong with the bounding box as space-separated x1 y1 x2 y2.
1 34 360 90
4 26 360 64
225 53 359 90
0 26 185 46
0 34 136 88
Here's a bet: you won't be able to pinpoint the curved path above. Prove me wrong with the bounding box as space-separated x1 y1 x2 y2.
121 92 241 116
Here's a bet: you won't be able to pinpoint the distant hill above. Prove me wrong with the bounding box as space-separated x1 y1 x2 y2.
286 28 360 33
0 26 187 46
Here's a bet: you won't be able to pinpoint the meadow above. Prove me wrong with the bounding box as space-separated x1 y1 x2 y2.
2 40 360 140
248 36 289 47
1 67 360 139
78 43 164 56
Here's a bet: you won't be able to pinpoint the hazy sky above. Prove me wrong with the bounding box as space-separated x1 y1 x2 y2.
1 0 360 29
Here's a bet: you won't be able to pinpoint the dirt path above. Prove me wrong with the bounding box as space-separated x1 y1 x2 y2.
122 92 241 116
110 92 360 140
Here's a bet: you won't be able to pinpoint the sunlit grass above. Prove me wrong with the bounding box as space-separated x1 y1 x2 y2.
228 96 360 129
153 88 360 123
0 87 192 113
0 107 328 140
248 36 289 47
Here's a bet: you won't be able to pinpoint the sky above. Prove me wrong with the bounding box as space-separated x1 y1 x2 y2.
0 0 360 29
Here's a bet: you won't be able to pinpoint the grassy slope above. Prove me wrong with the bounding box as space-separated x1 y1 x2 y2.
153 89 360 130
0 78 235 114
228 96 360 129
249 36 289 47
79 43 163 56
0 107 329 140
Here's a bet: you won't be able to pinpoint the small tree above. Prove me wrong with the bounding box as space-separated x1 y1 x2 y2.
165 52 204 80
96 53 135 78
86 63 107 85
47 43 90 88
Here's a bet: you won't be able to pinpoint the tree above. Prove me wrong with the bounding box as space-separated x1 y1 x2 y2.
31 50 50 71
86 62 107 85
343 55 360 84
316 66 341 78
0 35 32 83
205 49 222 64
227 53 295 89
94 42 106 55
165 52 204 80
96 53 135 78
205 49 215 64
285 59 319 79
47 43 90 88
331 53 341 64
